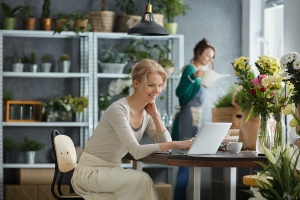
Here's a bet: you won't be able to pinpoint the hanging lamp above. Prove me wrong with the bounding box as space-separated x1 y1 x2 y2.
128 0 169 36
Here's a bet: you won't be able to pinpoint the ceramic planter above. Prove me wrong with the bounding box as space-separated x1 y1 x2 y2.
164 22 178 34
99 62 127 74
58 61 71 73
23 18 36 30
12 63 24 72
30 64 38 72
24 151 35 164
41 63 52 72
4 18 16 30
39 18 52 30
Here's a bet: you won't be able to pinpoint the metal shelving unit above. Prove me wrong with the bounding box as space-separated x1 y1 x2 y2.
0 31 184 198
0 30 93 199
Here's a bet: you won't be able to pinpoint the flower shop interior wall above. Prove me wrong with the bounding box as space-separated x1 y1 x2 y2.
0 0 242 199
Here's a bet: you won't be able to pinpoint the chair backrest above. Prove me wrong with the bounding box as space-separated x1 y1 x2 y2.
52 130 77 172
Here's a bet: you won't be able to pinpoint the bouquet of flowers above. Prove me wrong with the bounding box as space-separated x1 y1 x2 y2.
248 145 300 199
108 78 134 97
280 52 300 105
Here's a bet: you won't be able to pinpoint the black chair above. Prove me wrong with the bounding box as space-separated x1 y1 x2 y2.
51 129 84 200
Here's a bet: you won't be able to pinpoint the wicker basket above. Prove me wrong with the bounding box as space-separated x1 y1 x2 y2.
89 11 115 32
117 14 141 32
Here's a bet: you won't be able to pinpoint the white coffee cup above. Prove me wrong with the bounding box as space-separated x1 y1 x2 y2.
228 142 243 154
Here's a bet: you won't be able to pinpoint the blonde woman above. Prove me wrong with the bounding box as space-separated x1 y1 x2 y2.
71 59 192 200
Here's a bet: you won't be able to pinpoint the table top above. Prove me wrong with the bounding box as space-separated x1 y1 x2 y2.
124 151 267 168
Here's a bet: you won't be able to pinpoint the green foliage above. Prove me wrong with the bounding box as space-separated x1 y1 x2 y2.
99 48 128 63
3 90 14 101
41 54 50 63
20 137 44 151
250 146 300 199
13 56 22 63
41 0 51 18
70 96 89 113
123 39 153 62
153 43 174 68
98 93 110 110
3 137 19 151
18 6 34 19
152 0 191 23
1 3 22 18
213 86 236 107
30 51 37 64
59 54 70 61
235 89 253 112
115 0 137 15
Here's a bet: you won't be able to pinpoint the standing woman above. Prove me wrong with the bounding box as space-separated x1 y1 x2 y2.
71 59 193 200
172 38 215 200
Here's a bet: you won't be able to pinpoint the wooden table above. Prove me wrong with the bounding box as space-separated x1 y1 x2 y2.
124 151 267 200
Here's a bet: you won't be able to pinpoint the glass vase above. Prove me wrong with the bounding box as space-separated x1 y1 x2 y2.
273 113 286 148
256 114 272 154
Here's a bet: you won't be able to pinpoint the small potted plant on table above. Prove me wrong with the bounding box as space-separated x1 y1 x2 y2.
3 137 19 163
70 96 89 122
12 56 24 72
29 51 38 72
40 0 52 30
0 3 22 30
18 5 36 30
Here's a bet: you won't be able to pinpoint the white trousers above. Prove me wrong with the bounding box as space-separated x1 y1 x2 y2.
71 152 159 200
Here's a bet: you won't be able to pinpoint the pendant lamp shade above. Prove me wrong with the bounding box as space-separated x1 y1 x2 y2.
128 1 169 36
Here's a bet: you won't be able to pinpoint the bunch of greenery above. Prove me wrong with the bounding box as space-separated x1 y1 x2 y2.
30 51 37 64
59 54 70 61
20 137 44 151
152 0 190 23
98 93 111 110
41 54 50 63
18 6 34 19
247 145 300 199
0 3 22 18
3 137 19 151
70 96 89 113
99 48 128 63
115 0 137 15
213 86 236 107
41 0 51 18
3 90 14 101
43 95 73 113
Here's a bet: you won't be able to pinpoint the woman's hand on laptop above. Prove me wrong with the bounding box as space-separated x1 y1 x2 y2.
159 140 193 152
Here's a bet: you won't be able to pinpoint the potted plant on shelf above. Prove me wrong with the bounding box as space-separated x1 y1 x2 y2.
3 137 19 163
115 0 141 32
98 48 128 73
43 95 73 122
29 51 38 72
54 13 72 33
70 96 89 122
20 137 45 164
123 38 154 63
89 0 115 32
18 5 36 30
0 3 22 30
40 0 52 31
41 54 52 72
58 53 71 73
153 0 190 34
71 13 91 34
12 56 24 72
154 43 175 75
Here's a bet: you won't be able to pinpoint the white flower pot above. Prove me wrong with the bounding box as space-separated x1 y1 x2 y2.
99 62 127 74
58 61 71 73
41 63 52 72
24 151 35 164
30 64 38 73
164 67 174 75
12 63 24 72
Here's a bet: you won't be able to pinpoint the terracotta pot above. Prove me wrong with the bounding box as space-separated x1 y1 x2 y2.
238 109 260 150
55 19 69 31
39 18 52 30
74 19 88 32
23 18 36 30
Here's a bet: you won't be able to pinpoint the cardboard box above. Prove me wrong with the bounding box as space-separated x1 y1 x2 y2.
38 185 70 200
5 185 37 200
18 168 54 185
155 182 172 200
212 107 242 129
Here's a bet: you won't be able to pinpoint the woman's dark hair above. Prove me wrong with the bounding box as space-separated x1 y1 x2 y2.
192 38 215 61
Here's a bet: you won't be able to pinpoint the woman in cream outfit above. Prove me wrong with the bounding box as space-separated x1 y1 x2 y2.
71 59 193 200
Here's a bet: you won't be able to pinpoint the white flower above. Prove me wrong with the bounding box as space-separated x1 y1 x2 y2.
293 57 300 70
249 186 268 200
108 78 133 97
280 51 300 69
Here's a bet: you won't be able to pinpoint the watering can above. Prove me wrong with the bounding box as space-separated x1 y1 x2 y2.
201 67 230 88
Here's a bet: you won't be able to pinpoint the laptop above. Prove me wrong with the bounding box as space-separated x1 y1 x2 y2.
171 122 232 155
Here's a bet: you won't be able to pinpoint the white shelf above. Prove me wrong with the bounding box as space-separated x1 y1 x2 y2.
2 30 90 38
94 32 184 40
3 72 89 78
2 122 90 127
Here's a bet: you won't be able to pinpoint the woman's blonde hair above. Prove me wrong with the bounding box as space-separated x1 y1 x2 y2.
131 59 168 90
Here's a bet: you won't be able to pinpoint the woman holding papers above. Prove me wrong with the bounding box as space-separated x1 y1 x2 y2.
172 38 215 200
